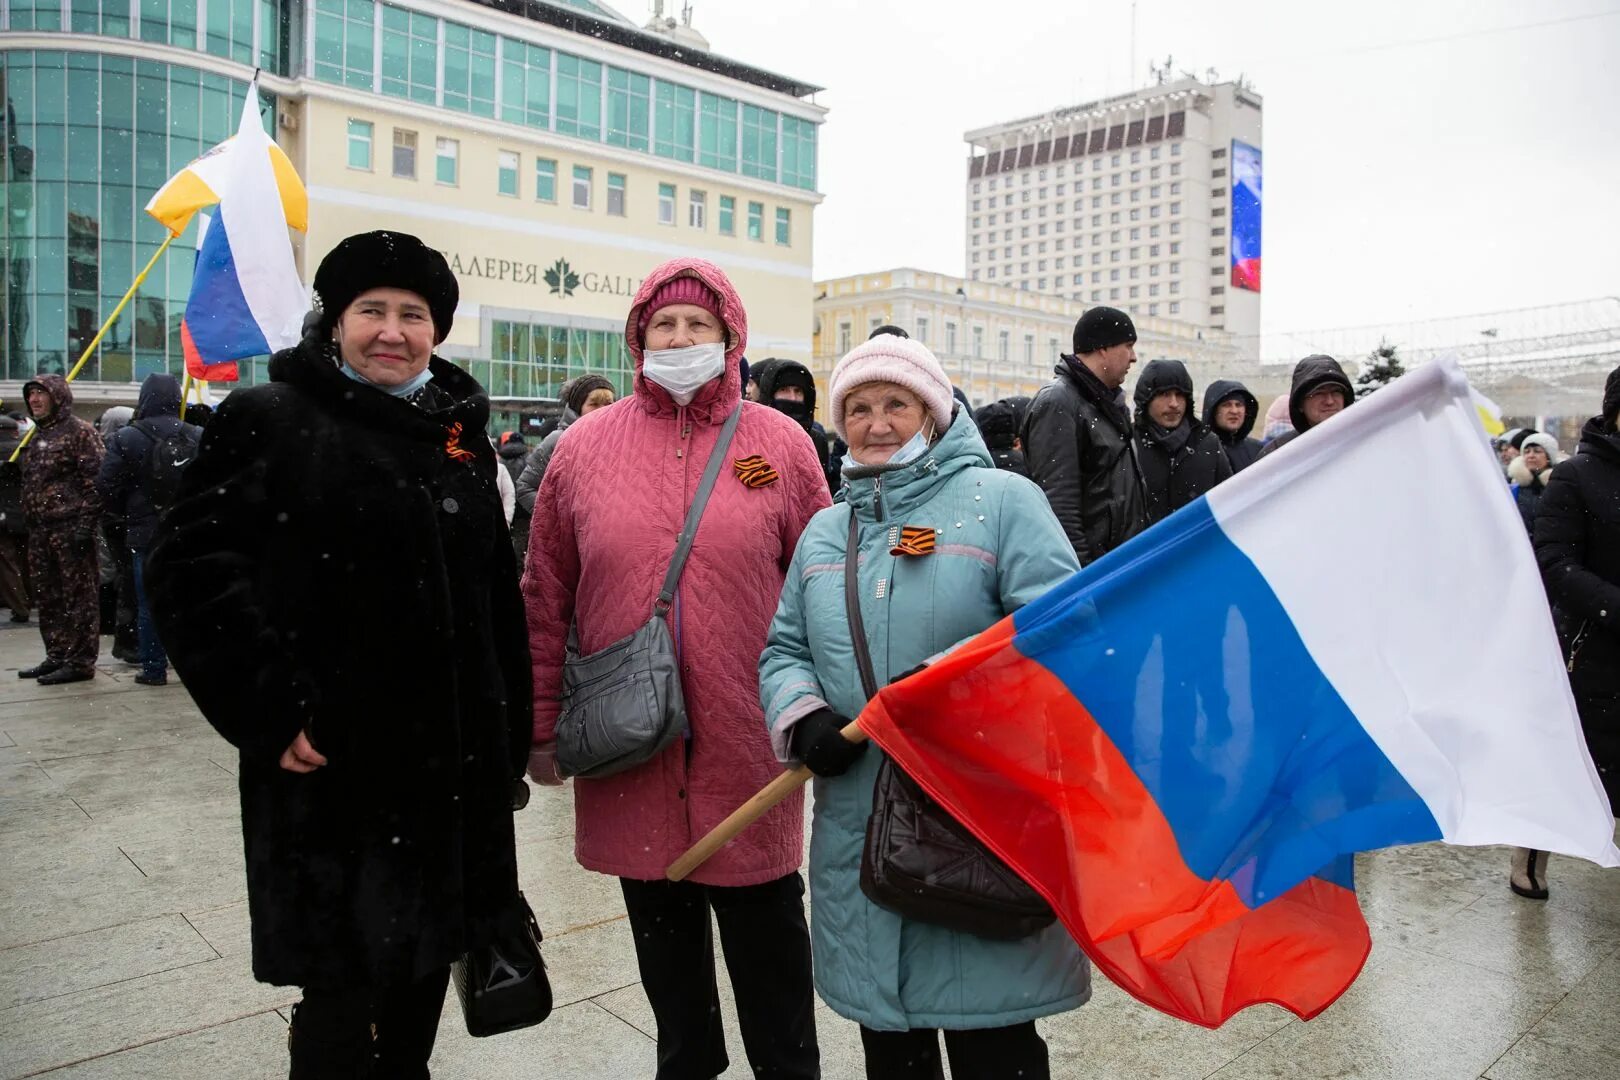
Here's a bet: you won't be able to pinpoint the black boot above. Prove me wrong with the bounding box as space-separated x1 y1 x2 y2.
19 659 63 679
37 667 93 686
1509 847 1550 900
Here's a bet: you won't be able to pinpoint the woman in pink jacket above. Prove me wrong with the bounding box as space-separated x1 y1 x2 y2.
523 257 830 1079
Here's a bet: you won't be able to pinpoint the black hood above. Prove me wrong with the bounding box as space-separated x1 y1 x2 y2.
973 400 1020 450
1577 415 1620 465
759 359 817 430
1287 355 1355 432
1201 378 1259 444
498 440 528 460
134 373 184 421
1132 358 1194 425
1604 364 1620 428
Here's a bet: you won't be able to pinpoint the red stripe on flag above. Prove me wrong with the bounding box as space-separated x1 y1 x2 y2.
861 624 1369 1028
181 317 241 383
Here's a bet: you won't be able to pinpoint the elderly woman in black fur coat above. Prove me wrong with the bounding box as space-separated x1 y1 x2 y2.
147 231 533 1079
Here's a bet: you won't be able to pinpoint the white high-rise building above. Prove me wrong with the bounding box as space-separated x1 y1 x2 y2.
964 77 1262 343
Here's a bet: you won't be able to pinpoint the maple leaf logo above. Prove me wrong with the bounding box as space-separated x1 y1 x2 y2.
544 258 580 297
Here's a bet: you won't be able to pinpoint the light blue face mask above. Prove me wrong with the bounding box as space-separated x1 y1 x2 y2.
342 362 435 398
843 422 935 471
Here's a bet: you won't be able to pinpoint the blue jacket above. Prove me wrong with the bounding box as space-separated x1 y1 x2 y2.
760 411 1089 1032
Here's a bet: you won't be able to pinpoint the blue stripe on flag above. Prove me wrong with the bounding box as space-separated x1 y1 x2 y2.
1011 499 1443 908
185 202 272 360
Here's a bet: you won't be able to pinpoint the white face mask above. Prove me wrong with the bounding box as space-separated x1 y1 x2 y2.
642 342 726 406
844 420 936 470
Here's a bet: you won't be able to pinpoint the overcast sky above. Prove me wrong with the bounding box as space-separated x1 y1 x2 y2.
654 0 1620 339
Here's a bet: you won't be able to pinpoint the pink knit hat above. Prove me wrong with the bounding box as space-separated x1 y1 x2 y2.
635 275 723 341
829 334 955 441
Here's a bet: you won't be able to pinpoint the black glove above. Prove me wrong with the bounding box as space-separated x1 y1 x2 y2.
790 708 867 778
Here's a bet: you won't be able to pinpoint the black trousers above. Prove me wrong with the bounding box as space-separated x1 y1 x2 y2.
859 1021 1049 1080
620 871 819 1080
288 967 450 1080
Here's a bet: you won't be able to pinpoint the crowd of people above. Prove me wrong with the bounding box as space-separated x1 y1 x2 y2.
2 229 1615 1079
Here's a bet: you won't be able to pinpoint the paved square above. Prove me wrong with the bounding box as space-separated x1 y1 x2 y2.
1 624 1616 1079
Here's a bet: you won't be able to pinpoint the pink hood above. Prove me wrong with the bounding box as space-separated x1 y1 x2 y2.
524 258 831 886
625 257 749 425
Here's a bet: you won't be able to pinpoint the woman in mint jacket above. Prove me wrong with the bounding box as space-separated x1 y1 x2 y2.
759 332 1089 1080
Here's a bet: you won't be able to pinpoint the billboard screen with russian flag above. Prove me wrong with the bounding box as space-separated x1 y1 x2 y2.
1230 140 1262 293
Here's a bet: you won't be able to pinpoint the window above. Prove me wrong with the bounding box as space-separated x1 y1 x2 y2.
606 172 626 216
345 118 373 170
1212 167 1227 179
747 201 764 241
535 158 556 202
658 183 676 225
1149 303 1159 316
1171 143 1181 156
742 104 779 182
443 24 496 117
1170 202 1181 215
392 128 416 178
556 54 603 140
571 164 592 209
605 67 651 151
1169 301 1180 314
973 326 984 358
718 195 736 235
499 40 551 128
1212 207 1226 218
1170 181 1181 195
781 116 816 188
1210 286 1226 296
1211 265 1223 276
916 317 929 345
1211 147 1227 159
1022 334 1034 364
655 82 696 162
380 5 438 105
434 136 457 184
1211 305 1225 314
996 331 1010 362
497 150 519 197
946 322 957 354
775 207 791 246
699 93 739 172
314 0 376 90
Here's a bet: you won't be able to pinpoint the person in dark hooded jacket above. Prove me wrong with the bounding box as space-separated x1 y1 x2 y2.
513 373 616 566
1257 355 1355 459
1132 360 1231 525
1202 379 1263 474
95 373 201 686
757 358 833 485
973 399 1029 476
0 414 31 622
18 374 103 683
1534 365 1620 824
146 231 532 1078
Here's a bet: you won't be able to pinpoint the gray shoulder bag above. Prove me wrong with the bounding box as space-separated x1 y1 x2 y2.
555 405 742 779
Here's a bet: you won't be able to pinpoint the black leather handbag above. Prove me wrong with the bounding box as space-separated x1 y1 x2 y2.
845 511 1057 941
451 892 553 1037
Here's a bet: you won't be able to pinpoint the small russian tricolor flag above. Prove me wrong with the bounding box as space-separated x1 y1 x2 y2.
858 356 1618 1028
170 78 307 382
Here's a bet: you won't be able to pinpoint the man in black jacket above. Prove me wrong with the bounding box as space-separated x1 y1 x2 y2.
1257 355 1355 459
1202 379 1263 473
1134 360 1231 525
95 373 200 686
973 399 1029 477
1023 307 1147 565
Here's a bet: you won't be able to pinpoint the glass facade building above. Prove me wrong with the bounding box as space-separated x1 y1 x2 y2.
0 0 819 397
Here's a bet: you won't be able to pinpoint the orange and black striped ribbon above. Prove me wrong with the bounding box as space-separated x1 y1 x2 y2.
444 421 476 462
891 526 936 557
733 455 779 488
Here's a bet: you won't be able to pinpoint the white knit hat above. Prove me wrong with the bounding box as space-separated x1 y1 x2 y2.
1519 432 1561 461
828 334 955 441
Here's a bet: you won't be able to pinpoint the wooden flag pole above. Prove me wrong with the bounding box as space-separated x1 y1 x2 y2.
9 233 177 463
178 371 193 423
666 718 867 882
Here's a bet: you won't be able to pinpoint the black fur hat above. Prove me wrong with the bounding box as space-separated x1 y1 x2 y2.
313 231 459 344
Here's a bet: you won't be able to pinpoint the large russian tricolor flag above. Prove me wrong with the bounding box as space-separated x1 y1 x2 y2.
858 357 1618 1029
152 79 307 382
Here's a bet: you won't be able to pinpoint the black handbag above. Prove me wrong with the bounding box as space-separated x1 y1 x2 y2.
845 511 1057 941
450 892 553 1037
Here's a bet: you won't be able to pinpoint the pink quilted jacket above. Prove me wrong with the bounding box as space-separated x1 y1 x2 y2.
523 258 831 886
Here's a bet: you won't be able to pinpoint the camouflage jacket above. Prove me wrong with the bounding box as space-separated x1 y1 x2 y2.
20 374 103 527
